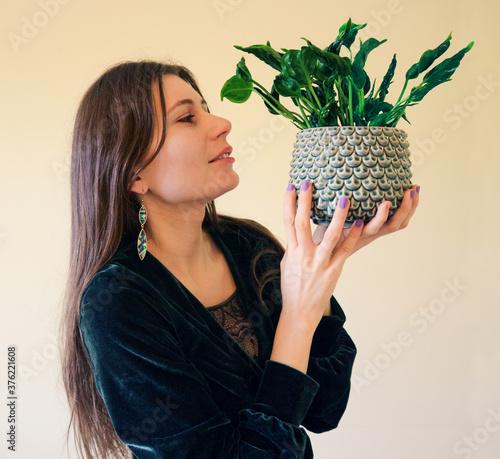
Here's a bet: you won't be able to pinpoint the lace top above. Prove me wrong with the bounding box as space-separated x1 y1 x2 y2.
207 290 258 359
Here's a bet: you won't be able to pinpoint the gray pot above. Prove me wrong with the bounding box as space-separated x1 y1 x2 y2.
288 126 413 225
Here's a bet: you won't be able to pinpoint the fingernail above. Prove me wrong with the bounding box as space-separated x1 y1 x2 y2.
339 197 348 209
355 219 363 227
301 180 309 191
287 183 294 192
411 190 415 199
416 186 421 194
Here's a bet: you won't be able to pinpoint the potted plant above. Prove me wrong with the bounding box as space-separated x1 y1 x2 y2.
220 19 474 224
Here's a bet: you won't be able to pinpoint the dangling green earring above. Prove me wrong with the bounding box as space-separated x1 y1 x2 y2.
137 198 147 260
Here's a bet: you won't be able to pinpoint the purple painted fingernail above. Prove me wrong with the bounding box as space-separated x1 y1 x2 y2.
339 197 348 209
287 183 294 192
411 190 415 199
301 180 309 191
355 219 363 227
416 186 421 194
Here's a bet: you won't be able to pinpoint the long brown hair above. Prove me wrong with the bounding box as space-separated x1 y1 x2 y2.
59 60 284 458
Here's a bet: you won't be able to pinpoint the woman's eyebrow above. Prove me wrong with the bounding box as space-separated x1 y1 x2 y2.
167 98 208 114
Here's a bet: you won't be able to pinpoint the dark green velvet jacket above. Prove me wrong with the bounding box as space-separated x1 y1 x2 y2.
79 218 356 458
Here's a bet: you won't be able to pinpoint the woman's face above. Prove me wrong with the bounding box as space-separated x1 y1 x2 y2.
136 74 239 208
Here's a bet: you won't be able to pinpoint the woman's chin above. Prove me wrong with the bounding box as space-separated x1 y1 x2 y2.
214 170 240 197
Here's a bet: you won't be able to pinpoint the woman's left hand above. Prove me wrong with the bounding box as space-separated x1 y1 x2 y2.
312 185 420 252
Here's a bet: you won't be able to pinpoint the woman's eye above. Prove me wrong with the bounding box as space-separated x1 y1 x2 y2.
178 115 195 123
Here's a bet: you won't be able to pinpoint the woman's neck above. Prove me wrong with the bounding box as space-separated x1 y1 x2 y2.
144 200 216 279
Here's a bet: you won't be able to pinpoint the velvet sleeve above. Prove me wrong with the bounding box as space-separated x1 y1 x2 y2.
79 273 319 459
251 227 357 434
302 295 357 433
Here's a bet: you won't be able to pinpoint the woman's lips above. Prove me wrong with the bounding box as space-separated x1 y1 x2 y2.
209 147 233 163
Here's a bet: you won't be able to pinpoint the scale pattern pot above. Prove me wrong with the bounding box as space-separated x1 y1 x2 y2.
288 126 413 225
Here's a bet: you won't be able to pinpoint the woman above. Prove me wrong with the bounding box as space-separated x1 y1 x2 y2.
60 60 419 458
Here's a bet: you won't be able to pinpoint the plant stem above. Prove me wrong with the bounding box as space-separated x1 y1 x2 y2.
297 100 311 128
395 78 409 105
251 81 307 126
296 95 316 113
337 78 352 126
307 81 322 111
357 88 365 120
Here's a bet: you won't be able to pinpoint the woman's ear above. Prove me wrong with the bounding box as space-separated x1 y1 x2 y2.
130 176 148 195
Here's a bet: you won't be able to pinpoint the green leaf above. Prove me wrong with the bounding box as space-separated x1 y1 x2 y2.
423 41 474 84
281 49 309 86
326 18 351 54
235 57 252 80
300 45 316 76
336 20 367 50
353 114 367 126
353 38 387 69
308 112 320 128
349 64 367 90
323 105 340 126
254 87 279 115
220 74 253 103
364 100 393 124
234 43 283 71
405 33 452 81
365 77 376 101
363 73 371 95
274 74 302 97
336 18 352 43
371 104 407 127
301 37 351 79
407 41 474 104
378 54 397 102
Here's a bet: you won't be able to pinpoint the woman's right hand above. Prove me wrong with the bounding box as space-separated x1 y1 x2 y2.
280 180 363 332
270 180 362 373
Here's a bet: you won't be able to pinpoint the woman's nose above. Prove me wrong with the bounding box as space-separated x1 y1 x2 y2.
211 114 232 139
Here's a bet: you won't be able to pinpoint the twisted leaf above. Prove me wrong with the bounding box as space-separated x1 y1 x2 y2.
336 20 367 50
407 41 474 103
274 74 302 97
371 104 407 126
405 33 452 81
364 100 393 124
353 38 387 69
236 57 252 80
281 49 309 86
378 54 397 102
350 64 367 90
234 42 283 71
254 87 279 115
302 37 351 79
327 18 352 54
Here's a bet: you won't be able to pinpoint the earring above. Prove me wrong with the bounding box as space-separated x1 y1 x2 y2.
137 198 147 260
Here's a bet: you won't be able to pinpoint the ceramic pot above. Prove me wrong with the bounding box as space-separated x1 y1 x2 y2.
288 126 413 225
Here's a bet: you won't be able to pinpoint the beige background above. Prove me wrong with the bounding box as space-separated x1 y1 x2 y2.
1 0 499 458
